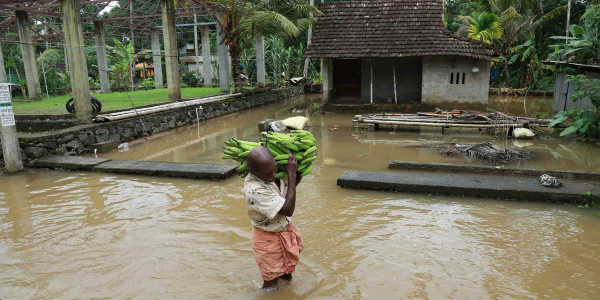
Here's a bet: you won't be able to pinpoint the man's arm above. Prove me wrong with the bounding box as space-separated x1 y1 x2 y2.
278 154 298 217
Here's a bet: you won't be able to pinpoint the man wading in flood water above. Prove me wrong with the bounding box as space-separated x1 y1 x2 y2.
243 146 303 289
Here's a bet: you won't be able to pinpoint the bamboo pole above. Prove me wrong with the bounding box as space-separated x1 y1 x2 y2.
355 120 522 128
94 93 241 122
393 66 397 104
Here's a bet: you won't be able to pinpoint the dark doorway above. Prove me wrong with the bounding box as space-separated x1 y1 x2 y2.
334 59 361 99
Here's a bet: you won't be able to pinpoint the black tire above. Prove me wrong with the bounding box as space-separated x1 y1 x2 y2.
66 96 102 114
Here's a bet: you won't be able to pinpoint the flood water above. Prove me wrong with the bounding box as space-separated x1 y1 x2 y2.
1 94 599 299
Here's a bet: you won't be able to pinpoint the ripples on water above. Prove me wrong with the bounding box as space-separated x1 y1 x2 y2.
1 96 599 299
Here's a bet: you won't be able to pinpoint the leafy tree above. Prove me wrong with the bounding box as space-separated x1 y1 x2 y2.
548 5 600 64
197 0 319 92
457 11 503 44
108 38 134 91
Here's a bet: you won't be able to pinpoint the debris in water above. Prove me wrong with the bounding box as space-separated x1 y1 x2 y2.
118 143 129 152
539 174 561 188
435 142 530 164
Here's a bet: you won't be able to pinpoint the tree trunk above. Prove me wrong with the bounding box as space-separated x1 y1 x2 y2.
230 44 242 93
502 59 511 88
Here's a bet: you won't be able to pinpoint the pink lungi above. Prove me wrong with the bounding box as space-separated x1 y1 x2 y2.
251 224 303 281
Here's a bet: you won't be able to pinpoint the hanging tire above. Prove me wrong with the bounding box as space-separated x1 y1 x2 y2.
66 96 102 114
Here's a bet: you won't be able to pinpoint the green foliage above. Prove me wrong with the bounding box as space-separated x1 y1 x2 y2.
181 71 200 87
202 0 319 91
108 39 133 91
37 48 70 95
549 74 600 138
548 5 600 64
457 11 503 44
141 77 155 90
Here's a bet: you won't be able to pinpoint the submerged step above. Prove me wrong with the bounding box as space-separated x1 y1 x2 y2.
93 160 237 180
389 161 600 181
31 155 112 170
337 170 600 204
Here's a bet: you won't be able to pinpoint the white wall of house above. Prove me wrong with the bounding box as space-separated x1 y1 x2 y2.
421 56 490 105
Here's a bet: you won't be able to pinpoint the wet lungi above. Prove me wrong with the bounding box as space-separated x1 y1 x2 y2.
251 224 303 281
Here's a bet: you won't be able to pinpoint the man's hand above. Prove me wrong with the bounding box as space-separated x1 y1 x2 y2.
286 154 298 179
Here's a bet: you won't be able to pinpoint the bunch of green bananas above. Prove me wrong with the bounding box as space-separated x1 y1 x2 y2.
263 130 317 179
222 138 261 176
222 130 317 178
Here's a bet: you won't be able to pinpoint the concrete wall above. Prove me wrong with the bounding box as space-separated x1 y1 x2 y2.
552 72 597 113
360 58 422 104
0 87 304 172
421 56 490 105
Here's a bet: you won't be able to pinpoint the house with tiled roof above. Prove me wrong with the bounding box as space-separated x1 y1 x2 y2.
306 0 494 105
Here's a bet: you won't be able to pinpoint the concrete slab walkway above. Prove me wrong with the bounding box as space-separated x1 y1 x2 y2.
338 170 600 204
31 155 237 180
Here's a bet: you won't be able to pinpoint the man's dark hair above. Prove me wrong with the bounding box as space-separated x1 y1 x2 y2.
247 146 273 172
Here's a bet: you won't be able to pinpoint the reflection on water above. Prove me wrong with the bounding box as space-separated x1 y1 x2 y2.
1 94 599 299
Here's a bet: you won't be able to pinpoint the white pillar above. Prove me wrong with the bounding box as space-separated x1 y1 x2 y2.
0 83 23 172
16 11 42 100
151 30 164 89
61 0 93 123
217 22 230 93
161 0 181 100
201 27 213 86
0 43 7 83
255 34 265 85
94 21 111 93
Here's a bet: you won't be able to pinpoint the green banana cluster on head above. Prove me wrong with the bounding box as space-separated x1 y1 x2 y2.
221 130 318 178
222 138 260 177
262 130 317 179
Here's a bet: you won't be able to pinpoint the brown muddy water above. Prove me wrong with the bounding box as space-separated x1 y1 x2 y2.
1 94 600 299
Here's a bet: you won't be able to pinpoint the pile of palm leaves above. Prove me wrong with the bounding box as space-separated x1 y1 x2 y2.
435 142 530 164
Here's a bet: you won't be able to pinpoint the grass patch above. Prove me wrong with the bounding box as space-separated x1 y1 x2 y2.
12 87 222 115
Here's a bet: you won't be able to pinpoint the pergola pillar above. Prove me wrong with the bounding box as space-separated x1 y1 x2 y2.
322 58 333 102
16 11 41 100
0 43 7 83
94 21 111 93
255 34 265 85
151 30 164 89
61 0 92 123
160 0 181 100
216 21 230 93
201 27 212 86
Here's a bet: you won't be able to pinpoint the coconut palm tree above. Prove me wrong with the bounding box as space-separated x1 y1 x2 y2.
458 12 503 44
193 0 319 92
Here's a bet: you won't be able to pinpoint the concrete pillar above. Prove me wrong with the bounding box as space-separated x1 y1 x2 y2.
201 27 212 86
160 0 181 100
0 43 7 83
216 22 230 93
15 11 42 100
161 0 181 100
255 34 265 85
322 58 333 102
151 30 164 89
0 83 23 172
94 21 111 93
61 0 92 123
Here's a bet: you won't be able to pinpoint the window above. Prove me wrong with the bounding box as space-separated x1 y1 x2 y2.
450 73 454 84
462 72 466 84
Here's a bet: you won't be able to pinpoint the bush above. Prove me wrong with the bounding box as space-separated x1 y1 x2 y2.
142 78 155 89
549 75 600 138
181 71 200 87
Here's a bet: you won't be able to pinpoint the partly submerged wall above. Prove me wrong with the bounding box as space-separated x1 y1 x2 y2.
421 56 490 105
0 86 304 171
